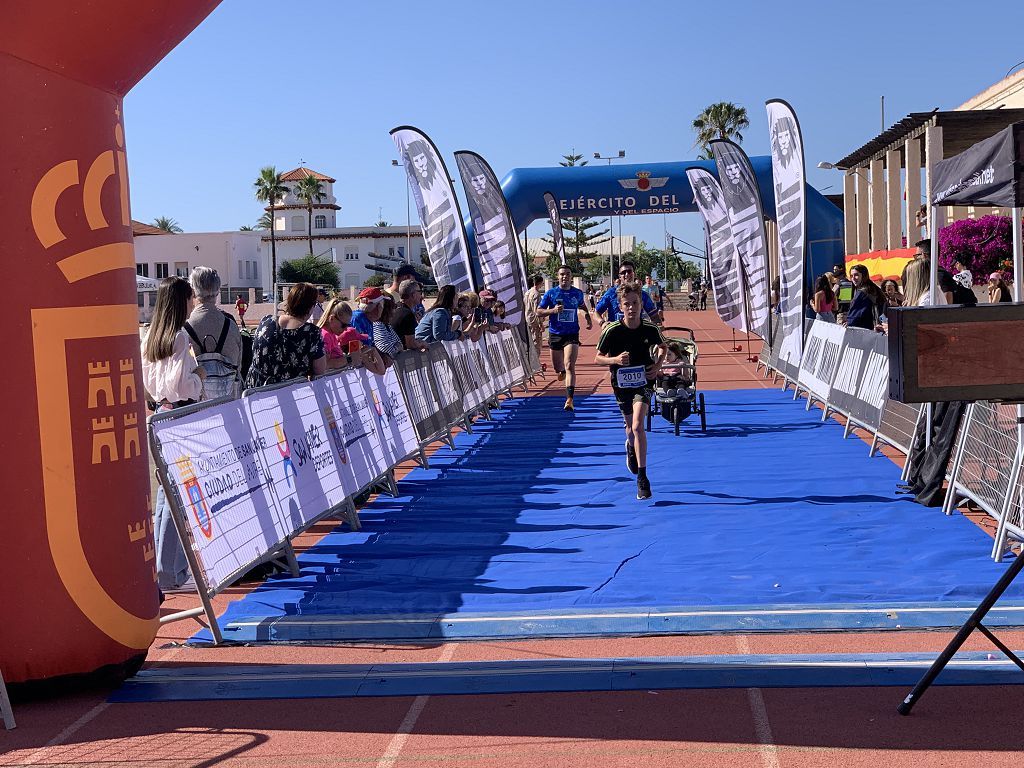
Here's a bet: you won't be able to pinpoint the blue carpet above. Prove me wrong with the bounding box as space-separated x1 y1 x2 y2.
194 390 1024 643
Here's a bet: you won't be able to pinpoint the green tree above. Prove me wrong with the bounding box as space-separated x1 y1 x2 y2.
239 225 255 231
542 151 611 278
277 254 340 289
363 273 387 288
152 216 182 233
294 173 326 256
692 102 750 157
254 166 288 301
618 241 702 286
257 210 274 230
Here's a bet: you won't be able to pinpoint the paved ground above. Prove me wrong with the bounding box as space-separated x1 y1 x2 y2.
6 308 1023 768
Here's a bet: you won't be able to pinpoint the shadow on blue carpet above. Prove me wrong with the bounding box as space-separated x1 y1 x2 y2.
193 389 1024 643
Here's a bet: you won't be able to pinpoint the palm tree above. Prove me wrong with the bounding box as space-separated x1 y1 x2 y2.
254 166 288 302
692 102 750 156
152 216 183 233
239 225 255 231
294 173 325 256
257 211 274 230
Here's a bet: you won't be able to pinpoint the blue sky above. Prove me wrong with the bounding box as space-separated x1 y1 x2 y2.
125 0 1024 258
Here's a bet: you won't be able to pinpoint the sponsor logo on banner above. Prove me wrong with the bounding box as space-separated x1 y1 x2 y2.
175 455 213 539
686 167 747 332
618 171 669 191
710 139 770 333
323 405 347 464
274 422 297 486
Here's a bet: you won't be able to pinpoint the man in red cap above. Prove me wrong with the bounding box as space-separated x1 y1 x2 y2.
352 287 386 343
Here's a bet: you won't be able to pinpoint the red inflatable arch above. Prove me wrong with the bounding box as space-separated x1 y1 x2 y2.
1 1 221 684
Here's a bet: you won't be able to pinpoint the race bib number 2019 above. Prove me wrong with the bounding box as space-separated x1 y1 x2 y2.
616 365 647 388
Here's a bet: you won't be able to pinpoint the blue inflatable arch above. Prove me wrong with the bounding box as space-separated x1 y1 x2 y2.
472 157 845 284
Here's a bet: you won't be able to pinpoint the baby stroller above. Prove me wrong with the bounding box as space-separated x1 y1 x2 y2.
647 327 707 435
686 292 700 311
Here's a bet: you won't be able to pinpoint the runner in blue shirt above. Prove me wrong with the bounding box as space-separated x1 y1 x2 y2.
596 260 661 325
539 265 592 411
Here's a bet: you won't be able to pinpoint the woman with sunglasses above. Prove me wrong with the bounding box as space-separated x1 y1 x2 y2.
595 261 661 325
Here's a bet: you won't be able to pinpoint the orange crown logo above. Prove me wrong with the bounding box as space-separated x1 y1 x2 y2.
30 110 135 284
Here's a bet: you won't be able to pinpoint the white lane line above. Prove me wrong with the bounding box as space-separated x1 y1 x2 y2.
375 642 459 768
736 636 781 768
21 701 110 765
23 642 187 765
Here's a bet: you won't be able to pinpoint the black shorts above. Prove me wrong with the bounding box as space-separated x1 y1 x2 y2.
614 386 653 415
548 333 580 351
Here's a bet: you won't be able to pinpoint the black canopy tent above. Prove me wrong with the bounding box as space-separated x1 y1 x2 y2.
926 121 1024 301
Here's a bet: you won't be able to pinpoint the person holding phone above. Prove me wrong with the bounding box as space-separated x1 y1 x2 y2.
538 265 592 411
595 282 667 500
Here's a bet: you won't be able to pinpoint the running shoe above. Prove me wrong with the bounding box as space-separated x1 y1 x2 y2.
625 442 638 474
563 398 574 412
636 475 652 500
557 370 566 381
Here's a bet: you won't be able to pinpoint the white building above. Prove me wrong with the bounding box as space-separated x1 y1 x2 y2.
263 166 426 292
134 228 265 298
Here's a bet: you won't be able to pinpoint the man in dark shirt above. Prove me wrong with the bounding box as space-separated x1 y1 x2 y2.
595 282 667 500
390 279 427 350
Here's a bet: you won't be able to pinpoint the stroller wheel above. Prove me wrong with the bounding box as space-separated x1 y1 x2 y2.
699 392 707 431
673 406 681 435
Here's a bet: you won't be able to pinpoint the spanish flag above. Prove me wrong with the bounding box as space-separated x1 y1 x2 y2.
845 248 917 283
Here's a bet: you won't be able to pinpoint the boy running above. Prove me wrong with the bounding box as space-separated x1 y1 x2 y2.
595 282 667 500
539 265 592 411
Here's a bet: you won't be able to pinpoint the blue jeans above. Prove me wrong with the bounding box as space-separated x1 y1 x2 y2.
154 485 191 590
816 312 836 323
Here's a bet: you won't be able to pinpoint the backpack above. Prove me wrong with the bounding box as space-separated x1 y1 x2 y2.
184 313 239 401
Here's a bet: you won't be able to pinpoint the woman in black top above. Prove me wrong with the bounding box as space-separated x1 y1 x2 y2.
844 265 887 331
245 283 327 388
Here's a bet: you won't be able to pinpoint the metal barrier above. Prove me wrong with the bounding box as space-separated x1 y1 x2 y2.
871 399 923 461
941 401 1022 560
147 336 532 643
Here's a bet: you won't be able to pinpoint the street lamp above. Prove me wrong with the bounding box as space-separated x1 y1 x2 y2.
392 159 412 263
594 149 627 286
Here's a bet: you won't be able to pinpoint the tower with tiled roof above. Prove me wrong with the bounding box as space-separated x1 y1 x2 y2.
270 166 341 233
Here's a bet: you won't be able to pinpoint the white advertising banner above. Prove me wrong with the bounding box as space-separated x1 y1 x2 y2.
499 329 526 386
313 368 396 492
244 382 349 532
392 126 476 293
481 335 511 393
454 150 530 329
710 139 771 333
796 320 846 402
685 167 748 332
150 400 287 592
443 339 488 412
368 366 420 467
766 99 807 374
